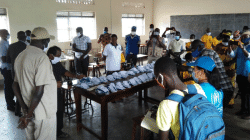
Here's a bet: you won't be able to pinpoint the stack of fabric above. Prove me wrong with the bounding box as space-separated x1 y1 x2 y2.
95 85 109 96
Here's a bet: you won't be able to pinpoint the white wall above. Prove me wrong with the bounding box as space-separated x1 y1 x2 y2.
0 0 153 81
154 0 250 34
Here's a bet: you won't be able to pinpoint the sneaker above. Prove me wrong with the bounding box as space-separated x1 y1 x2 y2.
57 131 69 138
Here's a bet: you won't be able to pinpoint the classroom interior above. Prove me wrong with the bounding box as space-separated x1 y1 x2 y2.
1 0 250 139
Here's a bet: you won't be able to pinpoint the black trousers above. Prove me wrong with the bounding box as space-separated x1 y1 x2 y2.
1 68 15 108
236 75 250 113
74 56 89 76
57 88 64 135
126 54 137 67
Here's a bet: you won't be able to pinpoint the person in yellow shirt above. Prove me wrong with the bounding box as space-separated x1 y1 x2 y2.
201 28 213 50
185 34 195 53
181 53 195 85
154 56 206 140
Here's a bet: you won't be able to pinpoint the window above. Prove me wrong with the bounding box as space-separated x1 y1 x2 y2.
122 14 145 37
56 11 96 42
0 8 10 41
56 0 94 5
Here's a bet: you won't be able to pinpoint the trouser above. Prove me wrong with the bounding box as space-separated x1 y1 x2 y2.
25 116 57 140
106 70 120 76
1 68 15 108
126 54 137 67
57 88 64 135
236 75 250 113
74 56 89 76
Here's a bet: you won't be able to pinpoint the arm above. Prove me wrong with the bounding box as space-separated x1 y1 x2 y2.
64 71 85 79
162 27 170 38
12 82 29 113
159 130 170 140
97 34 103 43
157 38 166 50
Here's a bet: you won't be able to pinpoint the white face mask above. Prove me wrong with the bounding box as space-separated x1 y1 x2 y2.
154 32 159 36
190 39 195 42
6 35 10 40
222 42 229 46
150 28 154 32
131 31 136 35
206 32 211 36
230 35 233 40
77 32 81 37
51 56 61 64
43 43 49 52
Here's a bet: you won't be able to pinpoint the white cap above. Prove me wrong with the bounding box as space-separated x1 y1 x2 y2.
31 27 55 40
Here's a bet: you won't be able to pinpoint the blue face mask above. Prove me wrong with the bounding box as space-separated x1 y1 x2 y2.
192 48 202 58
242 38 250 44
192 71 199 83
104 31 107 34
26 36 31 40
175 36 180 40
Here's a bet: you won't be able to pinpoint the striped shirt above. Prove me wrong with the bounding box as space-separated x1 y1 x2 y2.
72 35 91 59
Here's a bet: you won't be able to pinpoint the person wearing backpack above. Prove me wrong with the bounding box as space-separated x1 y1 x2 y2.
154 56 225 140
187 56 224 117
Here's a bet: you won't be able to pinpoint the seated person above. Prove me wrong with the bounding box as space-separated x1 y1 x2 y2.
187 56 224 117
47 46 85 138
168 31 185 59
154 56 206 139
180 53 195 85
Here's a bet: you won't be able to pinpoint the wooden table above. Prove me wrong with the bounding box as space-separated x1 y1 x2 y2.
73 79 160 140
137 54 148 66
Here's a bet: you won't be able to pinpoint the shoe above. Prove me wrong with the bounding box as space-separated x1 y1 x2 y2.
241 114 250 120
7 106 15 112
235 110 248 116
57 131 69 138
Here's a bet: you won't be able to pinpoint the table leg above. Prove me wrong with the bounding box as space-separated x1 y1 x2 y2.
101 102 108 140
144 88 148 101
138 90 142 102
73 89 82 132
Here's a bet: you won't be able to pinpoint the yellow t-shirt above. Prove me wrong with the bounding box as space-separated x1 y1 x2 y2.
156 84 206 140
212 37 221 49
201 34 213 50
181 63 195 85
185 42 192 53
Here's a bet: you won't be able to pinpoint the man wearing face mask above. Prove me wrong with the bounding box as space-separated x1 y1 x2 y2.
168 31 186 60
201 28 213 50
149 24 154 38
47 46 85 138
185 34 195 52
0 29 15 112
6 31 27 116
97 27 111 52
25 30 31 45
125 26 141 67
162 27 177 50
186 40 234 108
229 31 250 119
147 28 166 63
12 27 57 139
72 27 92 76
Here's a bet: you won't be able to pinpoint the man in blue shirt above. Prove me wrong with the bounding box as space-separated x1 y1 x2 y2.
0 29 15 111
125 26 140 67
229 31 250 119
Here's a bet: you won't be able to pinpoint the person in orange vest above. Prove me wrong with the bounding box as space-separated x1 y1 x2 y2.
201 28 213 50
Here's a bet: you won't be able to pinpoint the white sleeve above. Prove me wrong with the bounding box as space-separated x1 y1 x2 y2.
103 45 109 56
87 37 91 43
182 41 186 51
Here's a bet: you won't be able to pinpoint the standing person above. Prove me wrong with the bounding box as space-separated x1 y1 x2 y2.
103 34 123 75
201 28 213 50
168 31 186 60
187 56 224 116
25 30 31 45
47 46 85 138
154 56 206 140
241 26 250 35
12 27 57 139
212 29 227 49
0 29 15 112
185 34 195 53
6 31 27 116
149 24 154 38
97 27 111 52
72 27 92 76
229 31 250 119
189 40 234 107
147 28 166 63
162 27 177 50
125 26 141 67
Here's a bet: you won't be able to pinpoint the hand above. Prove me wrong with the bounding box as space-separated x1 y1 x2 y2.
76 74 85 79
17 116 32 129
239 42 244 49
80 55 85 60
166 27 170 31
57 81 62 88
172 27 176 31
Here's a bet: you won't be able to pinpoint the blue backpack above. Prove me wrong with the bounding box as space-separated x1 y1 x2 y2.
167 84 225 140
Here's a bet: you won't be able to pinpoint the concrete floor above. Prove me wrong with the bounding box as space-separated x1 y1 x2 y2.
1 61 250 140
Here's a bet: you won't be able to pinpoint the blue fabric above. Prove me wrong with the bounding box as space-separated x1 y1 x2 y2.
235 45 250 75
125 35 140 55
200 83 224 117
166 84 225 140
243 60 250 77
